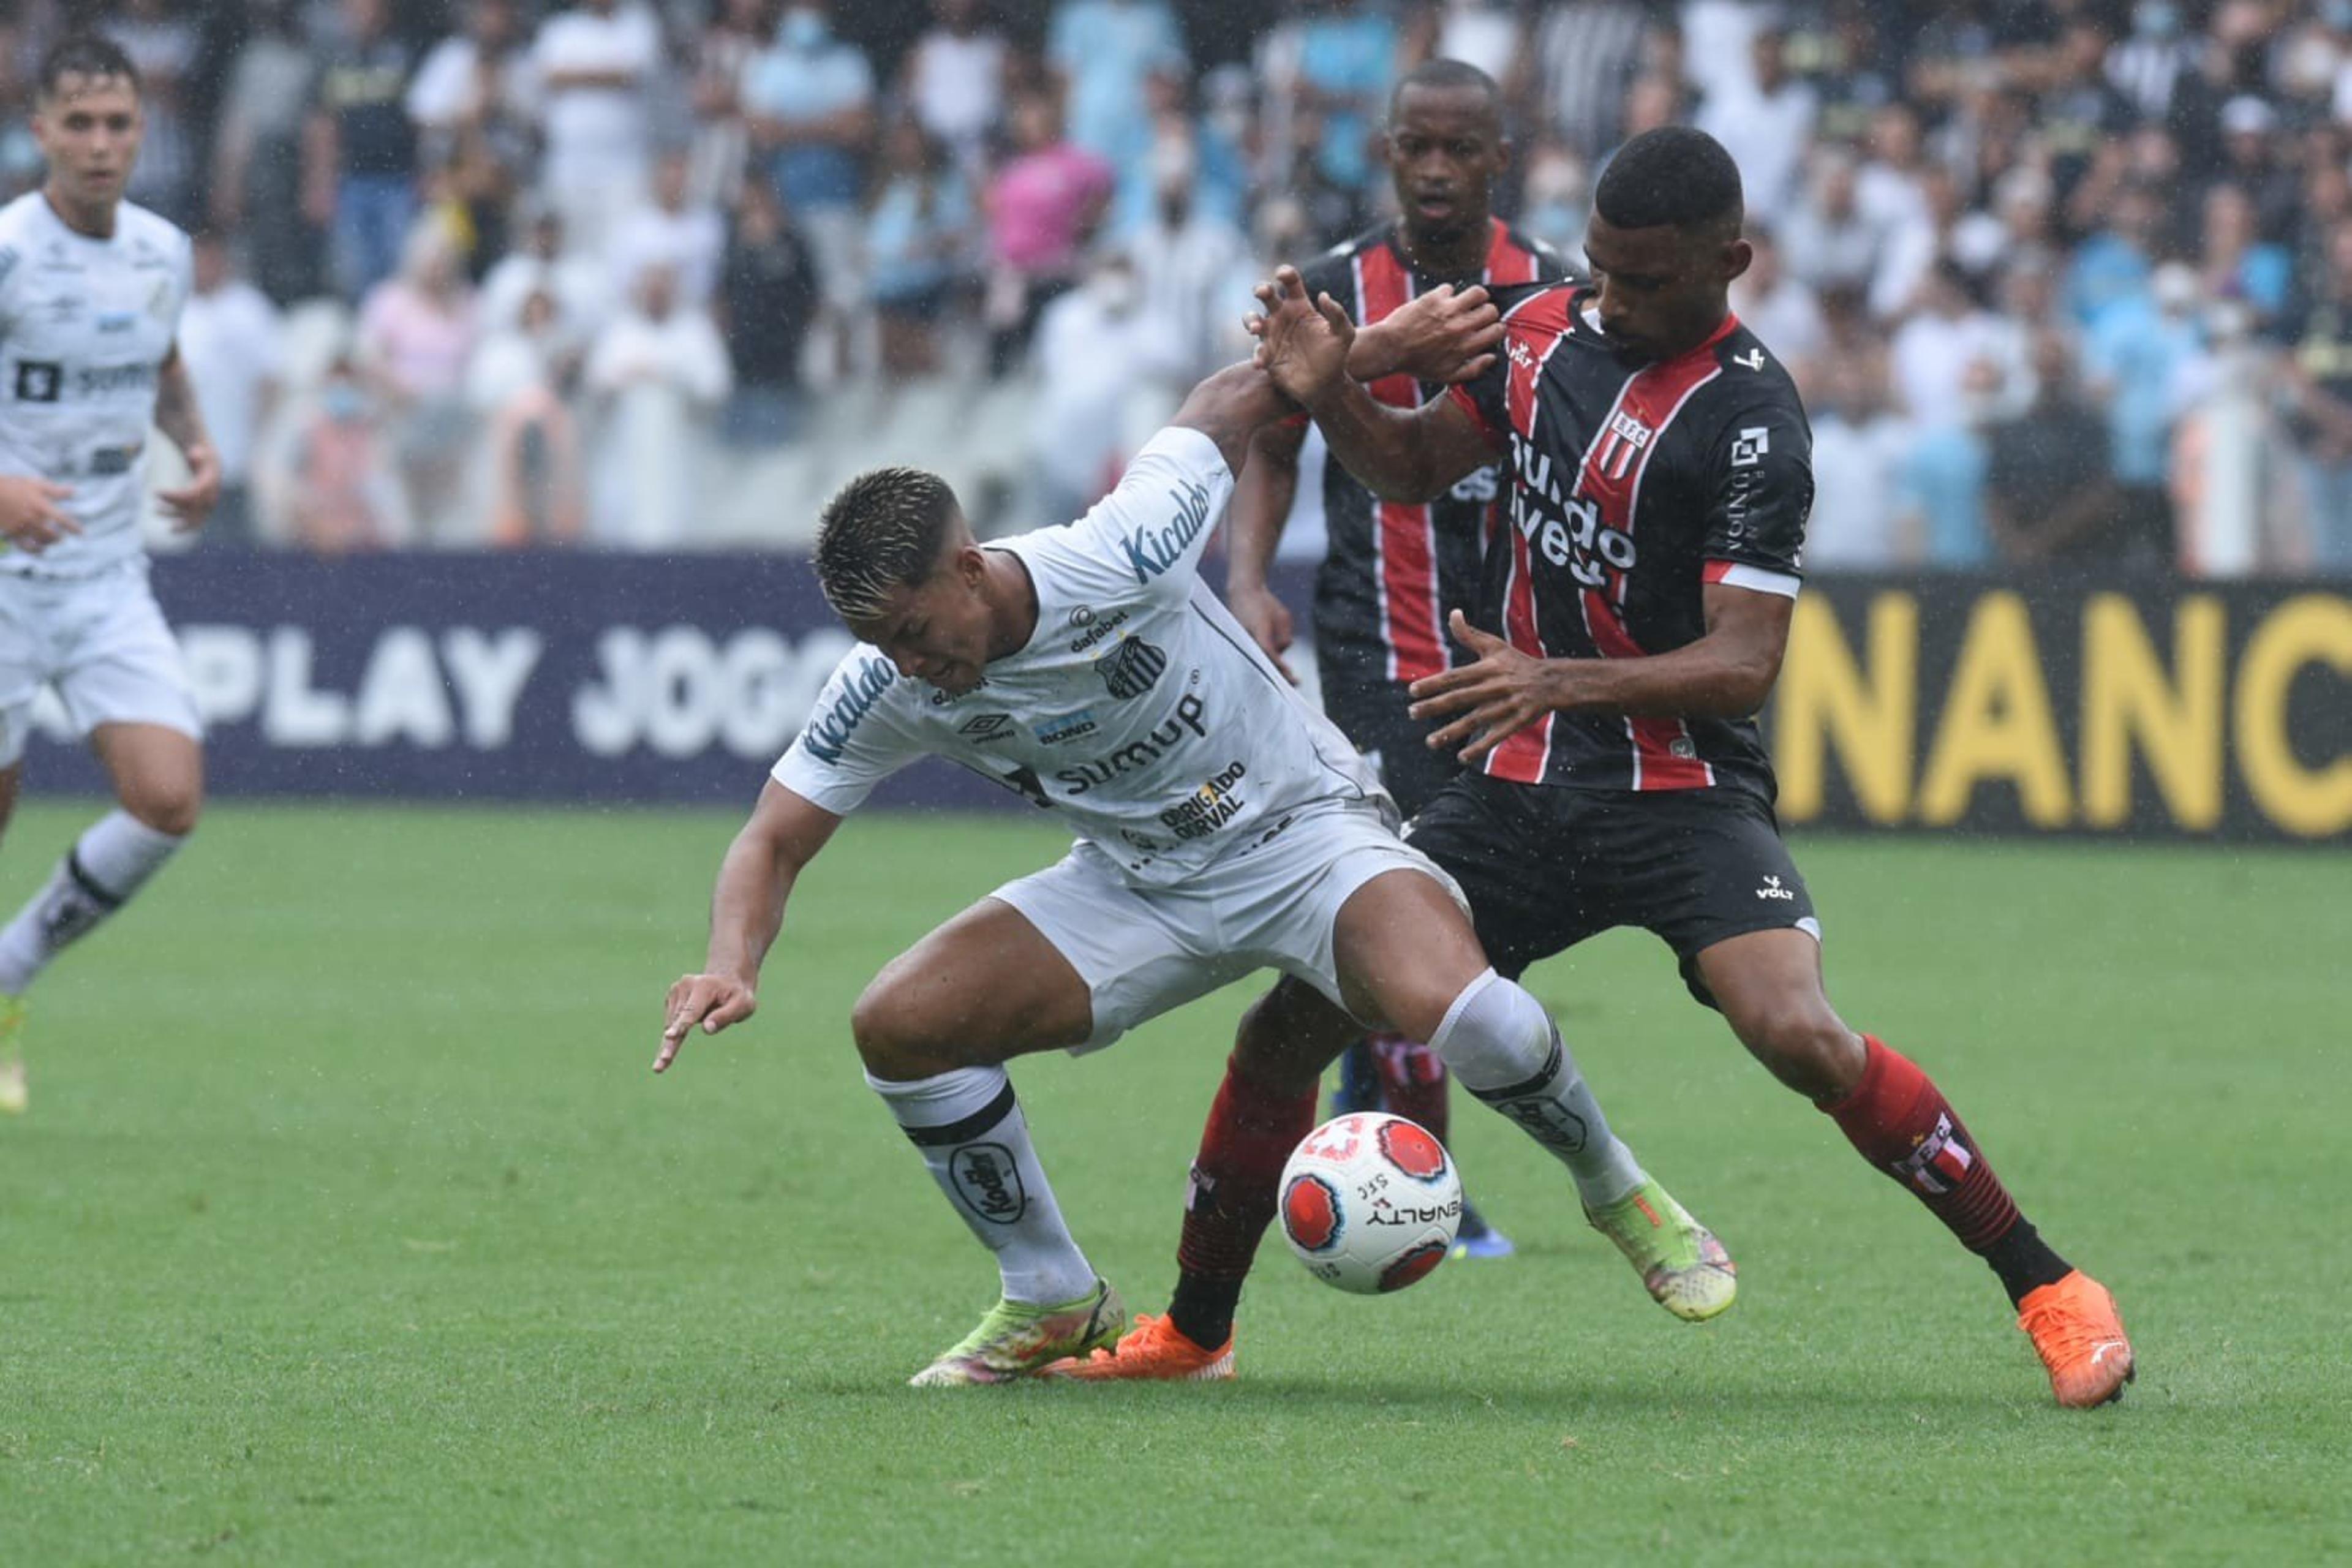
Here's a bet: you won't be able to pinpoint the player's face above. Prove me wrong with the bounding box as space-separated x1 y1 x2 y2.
1387 85 1507 246
860 548 995 696
1583 213 1750 363
32 73 144 208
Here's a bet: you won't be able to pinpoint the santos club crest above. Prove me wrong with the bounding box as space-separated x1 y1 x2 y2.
1094 636 1168 699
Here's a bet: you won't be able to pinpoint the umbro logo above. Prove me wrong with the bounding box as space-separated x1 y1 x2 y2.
957 712 1017 743
1756 875 1795 902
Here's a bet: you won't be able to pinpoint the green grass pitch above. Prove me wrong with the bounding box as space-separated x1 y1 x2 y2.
1 800 2345 1565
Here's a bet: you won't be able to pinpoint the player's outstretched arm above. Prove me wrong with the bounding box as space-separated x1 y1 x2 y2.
1223 419 1308 682
655 780 843 1073
1248 266 1494 503
1408 588 1793 763
1167 360 1300 478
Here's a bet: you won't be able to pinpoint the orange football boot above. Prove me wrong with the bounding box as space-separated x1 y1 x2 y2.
2018 1270 2136 1408
1044 1313 1235 1382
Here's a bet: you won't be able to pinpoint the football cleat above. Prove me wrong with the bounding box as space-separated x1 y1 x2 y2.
0 995 26 1116
1043 1312 1235 1382
1585 1178 1737 1322
907 1278 1125 1387
1451 1199 1516 1261
2018 1269 2136 1408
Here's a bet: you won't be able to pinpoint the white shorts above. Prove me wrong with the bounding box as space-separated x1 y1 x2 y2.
0 562 203 767
990 799 1468 1053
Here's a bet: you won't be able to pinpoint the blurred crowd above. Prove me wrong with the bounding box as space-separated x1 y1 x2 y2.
5 0 2352 573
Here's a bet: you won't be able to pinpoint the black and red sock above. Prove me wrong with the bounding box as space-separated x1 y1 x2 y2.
1821 1035 2070 1306
1366 1031 1450 1147
1167 1054 1317 1350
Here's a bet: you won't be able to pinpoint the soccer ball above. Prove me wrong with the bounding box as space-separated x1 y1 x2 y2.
1277 1112 1463 1295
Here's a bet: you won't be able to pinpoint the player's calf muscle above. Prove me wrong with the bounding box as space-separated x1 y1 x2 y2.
1717 984 1862 1097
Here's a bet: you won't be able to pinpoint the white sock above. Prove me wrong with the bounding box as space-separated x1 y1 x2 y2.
0 810 186 995
1428 968 1647 1210
865 1065 1098 1306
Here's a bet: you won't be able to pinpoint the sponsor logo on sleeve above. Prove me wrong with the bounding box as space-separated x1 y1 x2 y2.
1119 479 1214 584
799 658 897 763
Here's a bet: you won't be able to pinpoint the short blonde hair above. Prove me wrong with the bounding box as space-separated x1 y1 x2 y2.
814 467 961 624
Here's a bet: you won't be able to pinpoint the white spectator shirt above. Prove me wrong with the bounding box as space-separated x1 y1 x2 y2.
0 192 191 575
584 307 732 405
1806 412 1912 569
606 203 726 304
774 428 1385 886
176 278 282 484
407 36 544 132
907 28 1006 153
531 4 662 190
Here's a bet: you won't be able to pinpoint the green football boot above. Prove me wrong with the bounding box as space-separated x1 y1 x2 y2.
1586 1177 1737 1322
908 1278 1126 1387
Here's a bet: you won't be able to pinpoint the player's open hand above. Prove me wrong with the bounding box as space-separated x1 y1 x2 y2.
1227 584 1298 682
156 442 222 532
1246 265 1354 405
1409 610 1568 764
655 972 757 1072
1362 284 1502 385
0 475 80 554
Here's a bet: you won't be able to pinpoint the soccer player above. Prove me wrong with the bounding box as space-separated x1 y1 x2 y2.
1225 58 1566 1260
0 39 221 1114
1076 126 2136 1408
656 353 1733 1386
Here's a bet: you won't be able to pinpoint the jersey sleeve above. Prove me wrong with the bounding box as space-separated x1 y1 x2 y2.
769 650 925 816
1699 399 1813 598
1442 279 1556 447
1444 356 1510 448
1057 424 1236 605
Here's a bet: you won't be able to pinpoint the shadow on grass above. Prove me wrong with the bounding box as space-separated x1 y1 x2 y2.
777 1368 2030 1422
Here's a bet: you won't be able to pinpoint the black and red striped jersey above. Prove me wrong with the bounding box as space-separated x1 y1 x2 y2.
1445 282 1813 799
1294 219 1567 690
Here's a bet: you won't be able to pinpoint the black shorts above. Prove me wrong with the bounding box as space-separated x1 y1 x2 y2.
1404 772 1818 1008
1321 676 1460 819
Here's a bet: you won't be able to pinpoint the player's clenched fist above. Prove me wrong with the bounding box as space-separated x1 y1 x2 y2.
655 972 757 1072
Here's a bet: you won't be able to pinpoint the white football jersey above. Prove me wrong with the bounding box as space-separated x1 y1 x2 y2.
0 192 192 576
774 428 1388 886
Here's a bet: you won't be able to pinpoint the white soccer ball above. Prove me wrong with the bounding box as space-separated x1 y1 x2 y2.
1278 1112 1463 1295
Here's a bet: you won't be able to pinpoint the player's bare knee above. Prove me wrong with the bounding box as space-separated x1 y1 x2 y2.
124 783 202 838
850 981 948 1080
